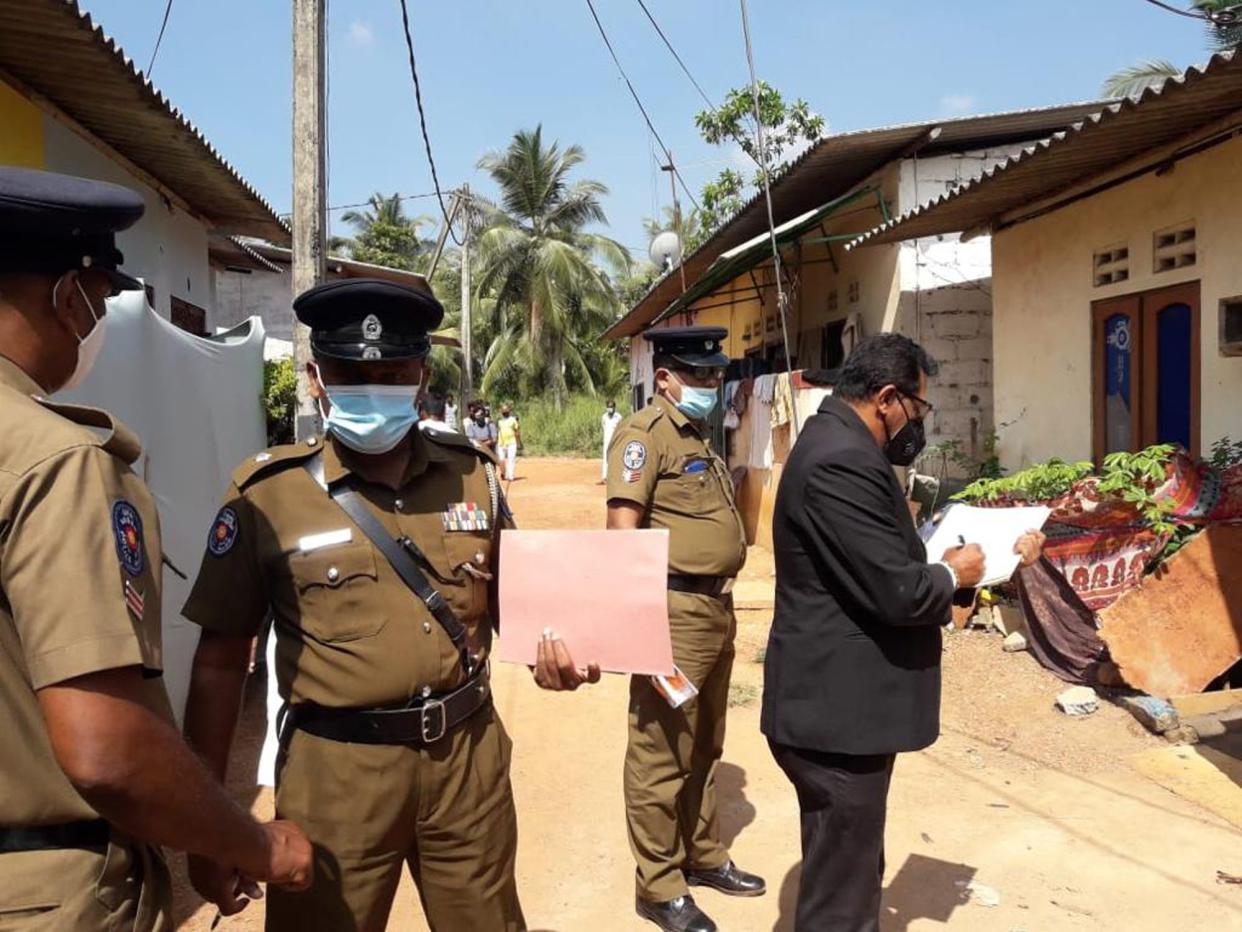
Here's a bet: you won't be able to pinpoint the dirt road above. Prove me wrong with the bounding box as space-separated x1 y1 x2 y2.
176 457 1242 931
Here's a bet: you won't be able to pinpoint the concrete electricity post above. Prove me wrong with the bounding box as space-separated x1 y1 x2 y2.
459 185 473 404
292 0 327 441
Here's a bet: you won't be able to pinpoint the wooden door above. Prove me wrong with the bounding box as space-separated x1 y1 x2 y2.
1092 281 1200 462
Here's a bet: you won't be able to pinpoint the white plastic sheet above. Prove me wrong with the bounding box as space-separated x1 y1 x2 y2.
58 289 268 722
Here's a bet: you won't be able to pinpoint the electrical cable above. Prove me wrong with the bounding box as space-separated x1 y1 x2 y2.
397 0 463 246
1141 0 1211 19
584 0 701 212
738 0 799 435
633 0 763 170
145 0 174 78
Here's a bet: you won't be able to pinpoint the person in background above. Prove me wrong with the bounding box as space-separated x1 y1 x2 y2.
418 395 448 432
0 166 312 930
600 399 623 485
762 333 1044 931
496 404 522 482
466 402 498 453
444 392 459 431
607 327 763 932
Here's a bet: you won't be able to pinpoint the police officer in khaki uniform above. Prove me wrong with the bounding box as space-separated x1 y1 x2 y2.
181 278 596 932
606 327 765 932
0 167 312 931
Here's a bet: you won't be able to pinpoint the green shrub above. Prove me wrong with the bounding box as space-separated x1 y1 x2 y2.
513 393 630 457
263 358 297 446
955 458 1093 504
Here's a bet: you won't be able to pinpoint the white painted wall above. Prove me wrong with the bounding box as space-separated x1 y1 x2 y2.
992 130 1242 470
40 117 211 321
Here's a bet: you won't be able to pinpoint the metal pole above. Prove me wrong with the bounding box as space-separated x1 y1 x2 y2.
459 185 473 404
739 0 799 437
291 0 327 441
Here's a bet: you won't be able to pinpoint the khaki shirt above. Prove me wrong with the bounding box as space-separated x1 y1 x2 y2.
182 427 508 709
606 395 747 578
0 356 163 827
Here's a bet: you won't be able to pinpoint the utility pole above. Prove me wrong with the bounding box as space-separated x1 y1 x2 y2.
660 154 688 297
291 0 326 441
458 185 473 404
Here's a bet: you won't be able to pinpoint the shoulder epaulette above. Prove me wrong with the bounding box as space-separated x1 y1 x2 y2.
423 427 500 465
232 437 323 490
627 405 666 433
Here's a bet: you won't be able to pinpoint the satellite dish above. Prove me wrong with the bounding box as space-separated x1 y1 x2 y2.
649 230 683 271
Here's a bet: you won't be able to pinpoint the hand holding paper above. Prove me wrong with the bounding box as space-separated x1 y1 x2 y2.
925 504 1052 588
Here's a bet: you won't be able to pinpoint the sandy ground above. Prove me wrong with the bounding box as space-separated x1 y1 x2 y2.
175 457 1242 931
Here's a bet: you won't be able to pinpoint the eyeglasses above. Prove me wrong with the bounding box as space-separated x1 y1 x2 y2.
899 390 935 419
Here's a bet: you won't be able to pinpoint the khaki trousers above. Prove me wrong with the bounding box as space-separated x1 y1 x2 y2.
624 591 736 902
0 838 171 932
269 704 525 932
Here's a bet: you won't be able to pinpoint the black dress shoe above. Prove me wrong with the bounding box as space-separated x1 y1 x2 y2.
635 894 717 932
687 859 767 897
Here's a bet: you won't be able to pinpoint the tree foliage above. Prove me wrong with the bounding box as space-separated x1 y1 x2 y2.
692 82 825 235
336 192 434 271
1103 1 1242 97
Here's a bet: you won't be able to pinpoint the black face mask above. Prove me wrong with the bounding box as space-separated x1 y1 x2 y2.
882 395 927 466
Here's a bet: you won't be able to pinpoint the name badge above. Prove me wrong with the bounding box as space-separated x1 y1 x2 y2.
298 528 352 552
443 502 490 532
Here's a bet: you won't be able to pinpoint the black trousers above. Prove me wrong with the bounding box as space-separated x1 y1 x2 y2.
769 741 896 932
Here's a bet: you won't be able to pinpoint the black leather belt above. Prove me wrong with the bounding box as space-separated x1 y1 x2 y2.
0 819 109 853
286 666 492 746
668 574 735 597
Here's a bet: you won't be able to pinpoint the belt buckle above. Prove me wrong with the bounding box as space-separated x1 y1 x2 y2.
419 698 447 743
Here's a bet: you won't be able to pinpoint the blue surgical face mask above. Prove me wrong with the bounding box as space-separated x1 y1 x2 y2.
319 379 420 454
673 379 719 420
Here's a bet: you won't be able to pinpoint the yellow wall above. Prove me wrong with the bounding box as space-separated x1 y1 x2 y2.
0 79 45 167
685 165 902 364
992 130 1242 470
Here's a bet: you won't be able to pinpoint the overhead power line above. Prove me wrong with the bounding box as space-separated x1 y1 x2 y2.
584 0 701 213
145 0 174 78
397 0 463 246
1141 0 1242 24
633 0 768 173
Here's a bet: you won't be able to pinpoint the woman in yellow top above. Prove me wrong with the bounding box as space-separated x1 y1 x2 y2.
496 404 522 480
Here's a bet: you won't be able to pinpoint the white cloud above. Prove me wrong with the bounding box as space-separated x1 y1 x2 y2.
939 94 978 117
347 21 375 48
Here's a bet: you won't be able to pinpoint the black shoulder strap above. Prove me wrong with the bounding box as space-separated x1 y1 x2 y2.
301 456 473 675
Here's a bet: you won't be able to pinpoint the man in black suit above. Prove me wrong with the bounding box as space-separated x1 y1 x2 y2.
761 334 1042 931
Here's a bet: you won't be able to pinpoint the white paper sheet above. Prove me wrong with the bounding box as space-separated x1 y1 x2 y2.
924 503 1052 587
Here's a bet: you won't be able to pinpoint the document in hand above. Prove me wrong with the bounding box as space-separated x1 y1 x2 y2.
924 504 1052 587
496 529 675 676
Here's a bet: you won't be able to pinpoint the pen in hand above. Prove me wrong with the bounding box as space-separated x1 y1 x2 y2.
956 534 967 548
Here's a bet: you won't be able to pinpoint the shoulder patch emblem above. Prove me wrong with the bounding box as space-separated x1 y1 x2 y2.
111 501 145 577
207 507 240 557
622 441 647 471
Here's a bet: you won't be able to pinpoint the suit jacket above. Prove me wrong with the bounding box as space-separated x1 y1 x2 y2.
760 396 955 755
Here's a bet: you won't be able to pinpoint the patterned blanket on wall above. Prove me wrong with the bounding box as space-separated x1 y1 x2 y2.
985 451 1242 612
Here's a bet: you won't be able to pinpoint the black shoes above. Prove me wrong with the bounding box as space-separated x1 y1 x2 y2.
636 894 717 932
686 860 767 897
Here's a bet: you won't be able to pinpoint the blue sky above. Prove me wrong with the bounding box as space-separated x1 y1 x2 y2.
81 0 1210 256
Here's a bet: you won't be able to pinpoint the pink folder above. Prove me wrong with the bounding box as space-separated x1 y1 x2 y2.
496 529 674 676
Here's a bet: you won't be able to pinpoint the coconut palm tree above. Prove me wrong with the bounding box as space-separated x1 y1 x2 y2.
338 192 435 271
1103 1 1241 97
473 127 629 407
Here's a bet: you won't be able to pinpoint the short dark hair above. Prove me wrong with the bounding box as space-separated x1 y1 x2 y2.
833 333 938 402
424 396 446 419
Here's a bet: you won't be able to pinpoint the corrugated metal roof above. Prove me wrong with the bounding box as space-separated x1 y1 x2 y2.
649 185 880 326
239 240 435 290
0 0 287 241
604 99 1112 339
847 51 1242 250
